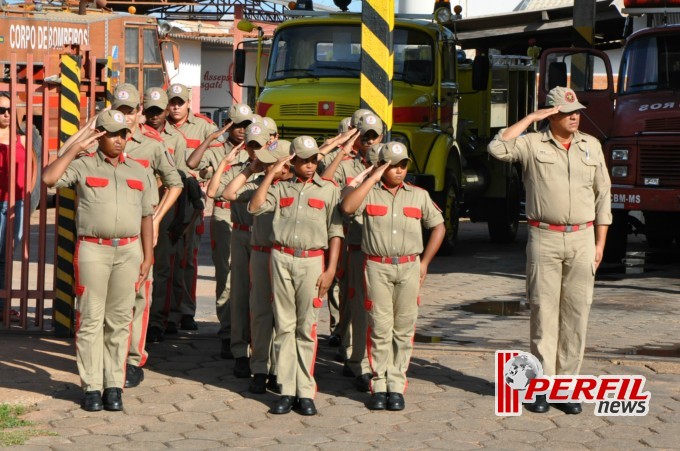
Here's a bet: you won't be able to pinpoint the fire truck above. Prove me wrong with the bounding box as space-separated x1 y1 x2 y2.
0 4 170 157
538 0 680 260
246 3 536 254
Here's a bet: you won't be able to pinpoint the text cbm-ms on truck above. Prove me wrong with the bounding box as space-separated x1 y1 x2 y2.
538 0 680 261
247 2 536 254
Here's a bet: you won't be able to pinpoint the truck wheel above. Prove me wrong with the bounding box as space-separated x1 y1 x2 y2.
487 169 520 244
603 210 629 263
437 174 460 256
644 212 675 249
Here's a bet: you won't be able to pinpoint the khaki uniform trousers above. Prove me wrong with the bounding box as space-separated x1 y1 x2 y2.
74 239 141 392
230 228 251 358
127 279 152 367
149 213 174 330
249 249 277 375
211 206 232 336
169 207 201 324
271 250 324 398
347 249 370 376
527 226 595 376
365 258 420 394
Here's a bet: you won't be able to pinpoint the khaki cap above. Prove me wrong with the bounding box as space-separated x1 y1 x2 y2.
255 139 292 164
379 141 411 165
229 103 253 124
338 117 352 133
263 116 278 135
357 113 383 136
367 143 385 165
167 83 190 101
291 136 319 159
112 83 140 109
96 110 130 133
546 86 586 113
143 87 168 111
351 108 372 127
245 123 269 147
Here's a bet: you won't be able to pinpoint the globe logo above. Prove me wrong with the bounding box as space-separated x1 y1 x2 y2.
503 353 543 391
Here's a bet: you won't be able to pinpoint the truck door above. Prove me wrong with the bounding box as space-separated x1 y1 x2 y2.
538 48 615 140
439 40 458 132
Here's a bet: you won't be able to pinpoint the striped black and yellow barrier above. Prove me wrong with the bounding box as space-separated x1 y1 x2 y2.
54 54 81 337
360 0 394 136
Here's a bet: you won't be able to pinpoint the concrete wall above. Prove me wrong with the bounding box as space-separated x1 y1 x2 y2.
164 39 203 109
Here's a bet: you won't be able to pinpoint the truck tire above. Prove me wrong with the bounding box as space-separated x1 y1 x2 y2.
603 210 629 263
437 174 460 256
487 168 520 244
644 211 675 249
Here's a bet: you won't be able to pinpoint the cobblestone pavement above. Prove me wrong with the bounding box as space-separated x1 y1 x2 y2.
1 221 679 450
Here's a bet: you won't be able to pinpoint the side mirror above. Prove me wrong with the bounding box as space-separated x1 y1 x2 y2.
234 49 246 85
471 54 489 91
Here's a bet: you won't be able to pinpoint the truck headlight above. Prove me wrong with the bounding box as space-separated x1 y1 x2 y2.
611 149 629 161
611 166 628 178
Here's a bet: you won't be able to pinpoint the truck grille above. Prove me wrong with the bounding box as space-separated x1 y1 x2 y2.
278 127 335 143
639 144 680 187
279 103 357 117
644 117 680 132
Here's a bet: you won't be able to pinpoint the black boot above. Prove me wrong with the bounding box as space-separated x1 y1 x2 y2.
103 388 123 411
524 394 550 413
249 374 267 394
82 391 103 412
269 396 295 414
124 364 144 388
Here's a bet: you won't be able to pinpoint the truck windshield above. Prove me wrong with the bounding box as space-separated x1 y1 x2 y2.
619 34 680 94
267 25 434 85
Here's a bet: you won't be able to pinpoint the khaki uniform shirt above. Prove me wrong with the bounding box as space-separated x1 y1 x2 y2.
171 111 221 182
251 173 344 250
125 125 183 206
148 123 191 177
488 128 612 226
317 147 342 174
54 150 154 238
355 182 444 257
334 156 371 246
216 163 256 227
197 140 250 178
231 176 276 247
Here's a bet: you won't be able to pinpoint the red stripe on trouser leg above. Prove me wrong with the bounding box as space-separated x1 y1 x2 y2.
138 280 152 367
74 241 82 350
310 323 319 376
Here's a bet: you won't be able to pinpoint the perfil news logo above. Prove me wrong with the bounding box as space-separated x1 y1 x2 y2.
495 351 651 417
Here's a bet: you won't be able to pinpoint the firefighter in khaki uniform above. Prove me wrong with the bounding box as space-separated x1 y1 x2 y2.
43 110 154 412
220 140 295 394
186 103 253 359
488 87 612 415
249 136 344 416
141 88 191 343
110 84 183 389
341 142 445 412
166 83 220 331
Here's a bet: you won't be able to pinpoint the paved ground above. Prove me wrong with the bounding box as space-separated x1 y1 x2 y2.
1 220 679 450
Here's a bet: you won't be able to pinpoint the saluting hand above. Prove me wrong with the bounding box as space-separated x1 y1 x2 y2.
340 130 359 157
224 141 244 164
76 129 106 157
531 106 561 121
370 161 391 183
271 154 294 175
213 121 233 140
349 164 374 188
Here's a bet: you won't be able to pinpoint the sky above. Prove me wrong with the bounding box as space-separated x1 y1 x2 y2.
312 0 518 17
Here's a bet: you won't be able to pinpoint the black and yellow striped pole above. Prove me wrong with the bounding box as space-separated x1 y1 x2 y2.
54 54 81 337
361 0 394 138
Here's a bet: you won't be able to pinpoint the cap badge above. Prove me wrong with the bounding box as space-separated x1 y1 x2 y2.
113 111 125 123
251 125 262 135
268 141 278 150
392 144 404 154
366 115 377 125
239 106 250 115
117 90 130 100
172 85 182 94
151 91 161 100
303 138 315 149
565 91 575 103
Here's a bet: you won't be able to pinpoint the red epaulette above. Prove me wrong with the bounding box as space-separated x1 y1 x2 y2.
321 176 339 187
194 112 215 125
141 125 164 143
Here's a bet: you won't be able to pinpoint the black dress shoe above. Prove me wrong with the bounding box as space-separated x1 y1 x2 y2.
334 347 347 363
269 396 295 414
367 392 387 410
220 339 234 359
82 391 103 412
327 334 341 347
146 326 164 343
342 362 355 378
234 357 251 378
249 374 267 394
165 322 178 335
524 394 550 413
180 315 198 331
103 388 123 411
552 402 582 415
354 373 372 392
266 374 281 394
124 364 144 388
295 398 317 416
387 392 405 411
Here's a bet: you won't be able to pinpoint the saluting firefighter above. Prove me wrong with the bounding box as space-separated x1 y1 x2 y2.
488 87 611 415
110 84 183 389
249 136 344 416
341 142 445 411
43 110 154 412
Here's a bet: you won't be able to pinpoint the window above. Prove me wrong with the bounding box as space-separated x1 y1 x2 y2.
125 28 139 64
620 35 680 94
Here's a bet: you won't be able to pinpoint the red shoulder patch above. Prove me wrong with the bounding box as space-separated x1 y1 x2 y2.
194 112 215 125
321 177 339 187
142 125 164 142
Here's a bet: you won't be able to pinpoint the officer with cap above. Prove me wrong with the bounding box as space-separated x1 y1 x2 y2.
110 83 183 389
219 139 296 394
43 110 154 412
341 142 445 412
249 136 344 416
488 86 611 415
317 117 358 174
263 117 278 140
